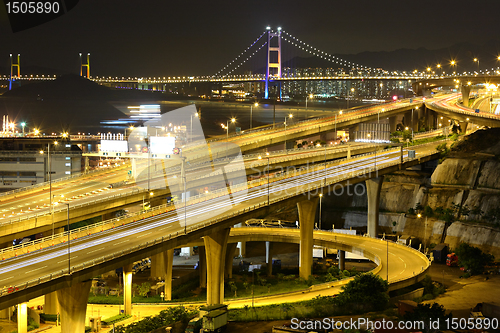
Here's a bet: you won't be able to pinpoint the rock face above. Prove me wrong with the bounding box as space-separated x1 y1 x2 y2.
316 128 500 259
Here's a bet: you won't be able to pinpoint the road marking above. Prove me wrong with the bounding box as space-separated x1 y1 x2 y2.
137 232 152 238
0 276 14 282
87 247 105 254
115 240 129 245
25 266 47 274
58 256 78 263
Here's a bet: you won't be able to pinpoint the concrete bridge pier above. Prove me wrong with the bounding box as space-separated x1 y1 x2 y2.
199 246 207 288
44 291 59 315
123 264 133 315
265 241 275 276
338 250 345 271
389 116 398 132
203 228 230 305
151 249 174 300
56 280 92 333
461 84 471 107
17 302 28 333
224 243 237 279
366 177 384 238
297 198 318 279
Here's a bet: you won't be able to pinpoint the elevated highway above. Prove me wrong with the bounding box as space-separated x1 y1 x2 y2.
0 141 439 310
0 143 388 244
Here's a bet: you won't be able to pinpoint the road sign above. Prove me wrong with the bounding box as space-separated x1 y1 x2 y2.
235 127 241 134
127 170 132 175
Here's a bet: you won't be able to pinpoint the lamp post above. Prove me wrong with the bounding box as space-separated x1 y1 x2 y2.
450 60 457 76
42 141 58 237
125 125 134 139
319 193 323 230
335 110 343 141
258 152 270 205
221 118 236 159
190 112 199 142
284 114 293 153
250 102 258 129
305 93 313 119
347 87 355 110
21 122 25 137
473 58 479 72
62 203 71 274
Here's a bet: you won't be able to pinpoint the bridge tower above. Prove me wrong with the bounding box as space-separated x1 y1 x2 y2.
79 53 90 78
264 26 282 99
9 54 20 91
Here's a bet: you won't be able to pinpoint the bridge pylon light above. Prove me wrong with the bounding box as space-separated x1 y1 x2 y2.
9 53 20 91
265 27 282 99
79 53 90 78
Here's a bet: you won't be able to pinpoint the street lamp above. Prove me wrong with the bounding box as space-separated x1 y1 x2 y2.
347 87 355 109
473 58 479 72
335 110 343 140
221 118 236 158
305 93 313 119
250 102 258 129
319 193 323 230
42 140 58 237
258 152 270 205
284 114 293 153
21 122 26 136
61 202 71 274
450 60 457 75
190 112 199 142
34 128 39 136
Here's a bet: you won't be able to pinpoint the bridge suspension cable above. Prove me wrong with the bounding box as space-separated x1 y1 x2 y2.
212 31 267 77
221 42 268 77
281 30 372 71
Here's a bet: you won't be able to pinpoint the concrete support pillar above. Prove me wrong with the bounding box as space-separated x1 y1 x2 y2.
297 198 318 279
347 146 351 159
0 306 12 319
389 116 398 133
44 291 59 315
237 241 246 257
151 249 174 300
199 246 207 288
17 302 28 333
461 84 471 107
366 177 384 238
123 264 133 315
338 250 345 271
266 241 275 277
224 243 237 279
84 156 89 173
56 280 92 333
203 228 230 305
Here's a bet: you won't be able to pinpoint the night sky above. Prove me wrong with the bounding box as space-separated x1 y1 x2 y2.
1 0 499 77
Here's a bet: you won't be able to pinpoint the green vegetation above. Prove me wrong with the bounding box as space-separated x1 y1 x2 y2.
335 273 389 312
8 318 39 333
102 314 132 326
414 275 446 302
113 306 195 333
40 313 58 322
133 282 151 298
455 242 494 276
403 303 452 333
69 215 102 231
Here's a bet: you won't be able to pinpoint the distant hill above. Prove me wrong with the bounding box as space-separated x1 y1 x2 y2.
0 74 152 133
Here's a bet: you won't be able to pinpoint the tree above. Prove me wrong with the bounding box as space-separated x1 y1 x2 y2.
455 243 494 275
135 282 151 297
403 303 452 333
229 281 237 297
334 273 389 312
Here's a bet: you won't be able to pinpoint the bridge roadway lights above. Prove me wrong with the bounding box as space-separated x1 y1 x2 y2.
123 264 133 316
151 249 174 300
203 228 230 305
297 198 318 280
56 280 92 333
366 176 384 238
17 302 27 333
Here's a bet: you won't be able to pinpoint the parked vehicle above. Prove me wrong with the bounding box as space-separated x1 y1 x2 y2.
446 253 458 266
